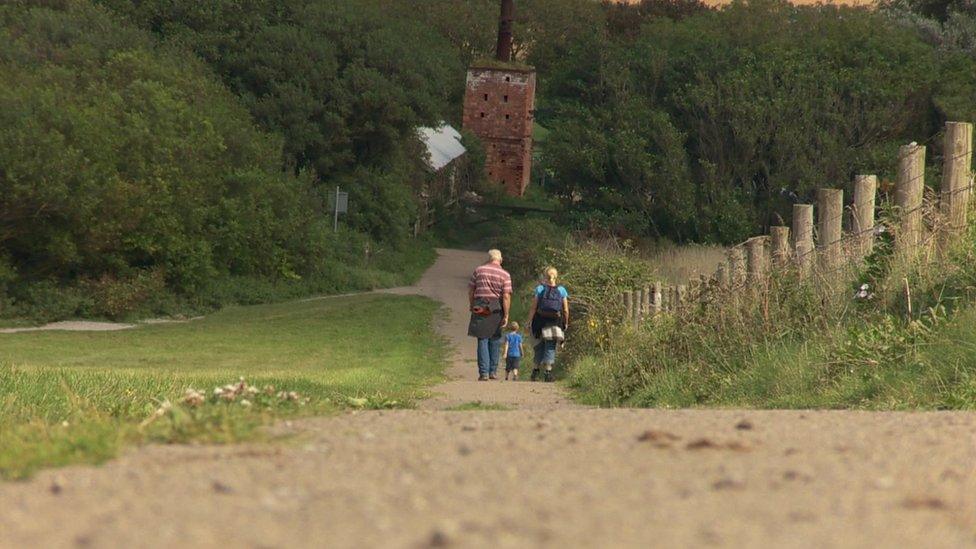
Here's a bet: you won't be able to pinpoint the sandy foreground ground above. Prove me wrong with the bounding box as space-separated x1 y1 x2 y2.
2 249 975 548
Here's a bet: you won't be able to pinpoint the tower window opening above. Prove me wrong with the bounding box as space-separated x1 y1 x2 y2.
505 114 510 120
503 95 509 103
484 94 488 101
480 112 485 118
505 76 511 82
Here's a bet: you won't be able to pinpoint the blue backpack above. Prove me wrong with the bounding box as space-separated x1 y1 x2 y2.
537 285 563 319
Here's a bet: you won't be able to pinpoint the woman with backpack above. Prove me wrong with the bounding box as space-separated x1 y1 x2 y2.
527 266 570 382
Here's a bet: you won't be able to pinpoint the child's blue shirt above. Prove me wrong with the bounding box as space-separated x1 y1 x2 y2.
506 332 523 357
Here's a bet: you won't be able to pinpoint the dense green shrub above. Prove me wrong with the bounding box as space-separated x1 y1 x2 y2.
0 2 436 320
489 218 571 285
96 0 460 246
543 0 976 243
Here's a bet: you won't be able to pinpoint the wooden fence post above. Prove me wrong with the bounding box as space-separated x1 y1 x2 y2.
728 246 746 289
632 289 642 326
676 284 687 308
641 286 651 319
623 291 632 322
792 204 814 278
941 122 973 238
852 175 877 259
895 142 926 250
745 236 769 286
715 262 729 289
770 226 790 269
652 281 662 316
817 188 843 272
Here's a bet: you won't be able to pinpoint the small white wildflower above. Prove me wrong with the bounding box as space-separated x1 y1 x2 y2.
875 225 887 235
214 387 222 396
61 421 70 428
245 386 259 396
860 283 870 291
277 391 301 402
240 399 252 407
182 388 206 407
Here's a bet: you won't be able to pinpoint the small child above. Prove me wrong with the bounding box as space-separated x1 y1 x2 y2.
502 322 525 381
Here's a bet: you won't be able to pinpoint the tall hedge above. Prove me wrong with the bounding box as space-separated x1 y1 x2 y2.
96 0 465 245
0 3 332 309
543 0 976 243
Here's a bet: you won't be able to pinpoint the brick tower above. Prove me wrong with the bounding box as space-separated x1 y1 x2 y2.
461 0 536 196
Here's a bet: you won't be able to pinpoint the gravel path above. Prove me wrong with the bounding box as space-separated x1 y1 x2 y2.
2 249 975 548
381 249 575 410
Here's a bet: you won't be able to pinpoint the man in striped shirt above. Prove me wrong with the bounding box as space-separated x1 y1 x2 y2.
467 249 512 380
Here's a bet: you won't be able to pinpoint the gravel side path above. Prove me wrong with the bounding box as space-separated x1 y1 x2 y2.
2 249 975 548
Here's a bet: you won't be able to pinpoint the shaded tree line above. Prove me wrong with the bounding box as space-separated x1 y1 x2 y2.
0 1 460 318
541 0 976 243
6 0 976 319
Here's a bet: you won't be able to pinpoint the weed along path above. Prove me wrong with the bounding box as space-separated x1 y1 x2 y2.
382 248 576 410
3 250 976 548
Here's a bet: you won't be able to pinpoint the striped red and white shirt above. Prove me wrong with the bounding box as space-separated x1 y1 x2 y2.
469 262 513 300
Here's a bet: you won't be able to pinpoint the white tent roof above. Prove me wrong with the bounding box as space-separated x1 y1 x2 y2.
419 123 466 171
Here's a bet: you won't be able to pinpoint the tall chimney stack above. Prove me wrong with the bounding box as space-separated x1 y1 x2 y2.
495 0 515 62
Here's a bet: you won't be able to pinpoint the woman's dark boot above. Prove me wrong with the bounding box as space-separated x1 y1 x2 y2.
543 370 553 382
530 368 540 381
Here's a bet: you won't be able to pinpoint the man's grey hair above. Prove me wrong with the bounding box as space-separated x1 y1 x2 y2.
488 249 503 263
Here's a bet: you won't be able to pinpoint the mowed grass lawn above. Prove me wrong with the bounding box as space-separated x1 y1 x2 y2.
0 293 446 479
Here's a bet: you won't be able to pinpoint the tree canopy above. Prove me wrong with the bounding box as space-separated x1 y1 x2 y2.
0 3 320 292
6 0 976 318
542 0 976 242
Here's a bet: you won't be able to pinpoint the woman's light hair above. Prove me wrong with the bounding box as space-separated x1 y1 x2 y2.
488 249 503 262
544 266 558 285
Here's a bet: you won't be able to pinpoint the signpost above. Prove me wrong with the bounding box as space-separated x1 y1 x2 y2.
329 186 348 232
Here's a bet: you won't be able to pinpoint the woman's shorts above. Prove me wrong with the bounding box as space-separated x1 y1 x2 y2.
505 357 521 371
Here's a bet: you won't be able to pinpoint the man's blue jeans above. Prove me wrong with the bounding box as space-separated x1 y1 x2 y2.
476 336 502 377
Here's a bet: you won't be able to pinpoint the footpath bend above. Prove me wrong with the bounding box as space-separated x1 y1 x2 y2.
1 249 975 548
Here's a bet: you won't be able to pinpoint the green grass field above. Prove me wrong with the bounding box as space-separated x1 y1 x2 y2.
0 293 446 479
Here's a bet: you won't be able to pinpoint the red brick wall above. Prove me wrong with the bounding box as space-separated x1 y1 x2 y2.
462 67 536 196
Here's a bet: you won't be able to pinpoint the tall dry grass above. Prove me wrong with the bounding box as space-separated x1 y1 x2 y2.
637 242 728 285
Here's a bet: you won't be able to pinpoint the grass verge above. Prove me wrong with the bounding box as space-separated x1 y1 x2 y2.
0 293 446 479
565 225 976 410
568 309 976 409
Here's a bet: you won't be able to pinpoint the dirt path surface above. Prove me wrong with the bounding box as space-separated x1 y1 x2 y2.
3 249 976 548
382 249 575 410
